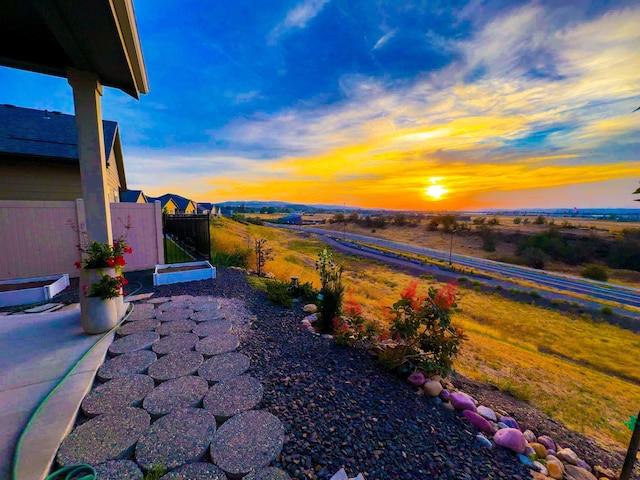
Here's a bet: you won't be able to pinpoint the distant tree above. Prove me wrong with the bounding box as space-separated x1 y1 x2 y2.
348 212 359 223
513 217 522 225
472 216 486 225
266 206 276 214
333 212 345 223
237 204 247 213
523 217 530 225
487 216 500 226
260 207 268 214
533 215 547 225
478 225 496 252
427 218 439 231
394 213 407 226
440 214 458 233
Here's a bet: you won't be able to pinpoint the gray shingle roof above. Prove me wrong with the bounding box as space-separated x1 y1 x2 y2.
158 193 194 211
0 104 117 161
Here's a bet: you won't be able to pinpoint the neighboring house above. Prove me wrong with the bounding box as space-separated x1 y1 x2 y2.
0 104 126 203
157 193 196 214
121 189 148 203
147 196 179 215
218 206 234 217
196 202 214 214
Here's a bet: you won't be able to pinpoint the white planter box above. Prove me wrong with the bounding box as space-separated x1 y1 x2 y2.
153 261 216 286
0 274 70 307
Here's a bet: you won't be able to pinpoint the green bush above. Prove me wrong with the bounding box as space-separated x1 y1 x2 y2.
529 290 542 299
316 249 344 333
513 217 522 224
600 306 613 316
581 263 608 282
265 280 294 307
288 281 318 303
210 249 252 268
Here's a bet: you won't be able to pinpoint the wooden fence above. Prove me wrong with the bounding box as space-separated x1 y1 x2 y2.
0 199 163 281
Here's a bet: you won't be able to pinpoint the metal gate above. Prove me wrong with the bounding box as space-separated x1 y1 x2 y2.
162 214 210 263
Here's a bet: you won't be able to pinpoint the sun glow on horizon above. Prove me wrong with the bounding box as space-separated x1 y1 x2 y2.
425 184 448 200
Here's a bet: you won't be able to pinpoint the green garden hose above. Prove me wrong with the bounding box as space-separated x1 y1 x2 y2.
11 283 143 480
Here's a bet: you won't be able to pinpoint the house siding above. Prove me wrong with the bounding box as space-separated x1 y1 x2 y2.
0 156 82 201
106 149 121 203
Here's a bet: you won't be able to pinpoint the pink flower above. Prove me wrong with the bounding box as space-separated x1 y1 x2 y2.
74 261 82 268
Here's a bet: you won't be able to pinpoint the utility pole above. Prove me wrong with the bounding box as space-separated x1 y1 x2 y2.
449 228 454 266
343 202 346 241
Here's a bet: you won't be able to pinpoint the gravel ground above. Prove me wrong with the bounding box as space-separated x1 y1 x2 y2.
82 268 634 478
125 268 534 479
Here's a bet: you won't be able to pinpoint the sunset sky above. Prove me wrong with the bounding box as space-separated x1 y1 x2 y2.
1 0 639 210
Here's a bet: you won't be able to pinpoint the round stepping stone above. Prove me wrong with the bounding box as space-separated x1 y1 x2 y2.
160 463 227 480
108 332 159 356
158 300 192 312
126 303 156 321
244 467 291 480
190 310 225 322
117 318 160 336
191 299 220 311
195 333 240 357
97 350 158 381
135 408 217 471
155 309 194 323
152 333 199 355
211 410 284 477
203 374 263 419
143 375 209 416
82 374 155 417
148 351 204 382
147 297 171 304
94 460 143 480
192 320 232 337
198 352 250 383
155 319 197 336
56 407 150 467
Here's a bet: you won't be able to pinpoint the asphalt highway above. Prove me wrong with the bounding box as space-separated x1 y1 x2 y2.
274 224 640 310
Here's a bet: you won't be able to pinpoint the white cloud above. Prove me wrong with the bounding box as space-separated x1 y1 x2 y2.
373 30 396 50
268 0 330 44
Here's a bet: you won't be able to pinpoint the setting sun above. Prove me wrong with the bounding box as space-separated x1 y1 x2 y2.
425 184 448 200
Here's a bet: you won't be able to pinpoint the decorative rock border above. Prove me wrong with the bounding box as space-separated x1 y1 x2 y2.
211 410 284 478
81 374 154 417
198 352 250 383
135 408 217 472
94 460 143 480
147 351 204 382
142 375 209 417
108 332 159 356
203 374 263 419
152 333 199 355
97 350 158 381
56 407 150 467
195 333 240 357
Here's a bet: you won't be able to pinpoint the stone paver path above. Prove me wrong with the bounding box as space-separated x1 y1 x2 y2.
54 295 288 479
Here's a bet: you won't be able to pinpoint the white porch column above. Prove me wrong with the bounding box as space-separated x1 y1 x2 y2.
67 68 113 245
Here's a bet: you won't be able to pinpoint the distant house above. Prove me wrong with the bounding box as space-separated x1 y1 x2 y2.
278 214 302 225
0 104 126 203
218 206 234 217
147 195 178 214
197 202 214 214
157 193 196 214
121 189 148 203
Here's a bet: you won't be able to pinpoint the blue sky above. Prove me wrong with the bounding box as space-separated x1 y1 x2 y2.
1 0 639 209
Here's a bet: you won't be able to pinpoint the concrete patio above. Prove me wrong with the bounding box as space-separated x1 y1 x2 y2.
0 305 114 480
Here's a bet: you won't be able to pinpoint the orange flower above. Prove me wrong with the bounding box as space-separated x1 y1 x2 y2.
400 280 419 300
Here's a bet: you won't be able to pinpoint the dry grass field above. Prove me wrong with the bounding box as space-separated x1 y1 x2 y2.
209 216 639 452
310 217 640 287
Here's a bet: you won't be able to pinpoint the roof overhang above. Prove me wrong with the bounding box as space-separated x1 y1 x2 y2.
0 0 148 98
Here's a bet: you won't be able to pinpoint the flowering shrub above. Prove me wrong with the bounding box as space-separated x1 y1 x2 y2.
376 280 466 377
315 249 344 333
333 295 380 345
83 274 128 300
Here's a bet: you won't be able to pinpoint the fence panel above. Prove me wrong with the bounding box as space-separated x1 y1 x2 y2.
163 214 210 263
0 200 163 281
